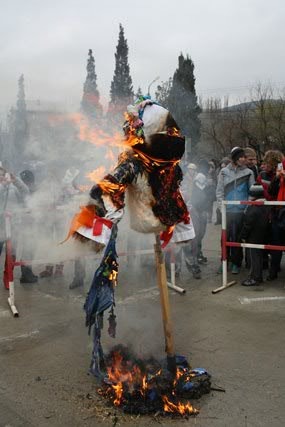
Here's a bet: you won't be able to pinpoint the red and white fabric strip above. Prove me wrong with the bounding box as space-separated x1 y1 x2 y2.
92 216 113 236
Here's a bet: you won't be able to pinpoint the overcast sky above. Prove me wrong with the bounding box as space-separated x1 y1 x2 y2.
1 0 285 114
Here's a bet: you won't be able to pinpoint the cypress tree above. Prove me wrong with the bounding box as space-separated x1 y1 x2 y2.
168 54 201 155
108 24 134 120
14 74 28 162
81 49 103 121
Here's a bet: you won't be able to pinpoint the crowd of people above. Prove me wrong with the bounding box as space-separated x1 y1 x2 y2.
0 162 87 289
174 146 285 290
1 145 285 292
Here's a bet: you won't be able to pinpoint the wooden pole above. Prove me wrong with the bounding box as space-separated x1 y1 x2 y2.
154 234 176 372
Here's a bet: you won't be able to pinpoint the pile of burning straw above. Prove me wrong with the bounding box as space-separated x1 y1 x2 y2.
96 345 211 417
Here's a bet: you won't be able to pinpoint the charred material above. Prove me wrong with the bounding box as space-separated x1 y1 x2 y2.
97 345 211 417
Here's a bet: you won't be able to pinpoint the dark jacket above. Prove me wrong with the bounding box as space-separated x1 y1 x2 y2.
239 200 271 244
267 175 280 200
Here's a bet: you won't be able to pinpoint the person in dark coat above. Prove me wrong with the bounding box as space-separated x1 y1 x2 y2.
240 185 271 287
255 150 284 273
266 155 285 280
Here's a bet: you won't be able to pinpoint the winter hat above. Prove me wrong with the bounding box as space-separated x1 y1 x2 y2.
249 184 264 199
20 170 35 185
231 146 245 163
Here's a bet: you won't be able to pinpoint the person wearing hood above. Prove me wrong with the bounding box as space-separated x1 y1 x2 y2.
216 147 255 274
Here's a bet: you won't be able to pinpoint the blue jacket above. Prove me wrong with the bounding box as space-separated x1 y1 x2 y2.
216 163 255 212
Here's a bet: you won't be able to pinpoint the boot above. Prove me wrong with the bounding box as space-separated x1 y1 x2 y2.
20 266 38 284
191 265 201 279
198 252 207 264
54 264 64 278
39 265 54 278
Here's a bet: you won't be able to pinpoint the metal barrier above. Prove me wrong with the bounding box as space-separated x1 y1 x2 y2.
1 212 184 317
212 200 285 294
4 213 19 316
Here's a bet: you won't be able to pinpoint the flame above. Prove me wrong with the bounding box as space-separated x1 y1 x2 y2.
162 396 198 415
173 367 184 388
49 112 143 150
105 147 117 164
112 383 123 406
65 113 124 148
109 269 118 285
105 351 146 406
142 375 147 392
78 184 90 192
86 166 106 183
98 180 126 195
167 127 180 137
102 351 198 416
126 134 144 147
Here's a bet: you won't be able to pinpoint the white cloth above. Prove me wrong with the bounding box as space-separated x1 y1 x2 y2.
171 216 195 244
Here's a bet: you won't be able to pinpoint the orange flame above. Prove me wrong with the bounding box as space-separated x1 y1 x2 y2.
86 166 106 183
109 269 118 285
162 395 198 415
105 351 146 406
105 147 117 164
103 351 198 416
98 180 126 195
112 383 123 406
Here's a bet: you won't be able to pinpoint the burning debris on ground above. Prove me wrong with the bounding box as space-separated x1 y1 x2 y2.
96 345 211 417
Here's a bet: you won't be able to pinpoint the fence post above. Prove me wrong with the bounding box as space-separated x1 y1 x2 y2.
212 201 236 294
5 213 19 317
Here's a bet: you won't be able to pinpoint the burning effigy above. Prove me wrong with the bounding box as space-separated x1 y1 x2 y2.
68 96 211 416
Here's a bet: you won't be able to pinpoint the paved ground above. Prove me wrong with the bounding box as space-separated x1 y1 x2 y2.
1 224 285 427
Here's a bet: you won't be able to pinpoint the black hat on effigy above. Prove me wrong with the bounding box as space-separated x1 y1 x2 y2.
124 98 185 162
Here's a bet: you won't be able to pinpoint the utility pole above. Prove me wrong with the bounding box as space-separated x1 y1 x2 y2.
147 76 160 97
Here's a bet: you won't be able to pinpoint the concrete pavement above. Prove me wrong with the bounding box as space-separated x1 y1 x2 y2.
1 224 285 426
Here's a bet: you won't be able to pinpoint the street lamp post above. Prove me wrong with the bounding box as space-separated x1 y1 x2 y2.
147 76 160 97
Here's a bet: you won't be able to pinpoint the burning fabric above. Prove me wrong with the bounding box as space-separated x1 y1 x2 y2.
97 345 211 417
68 96 196 377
